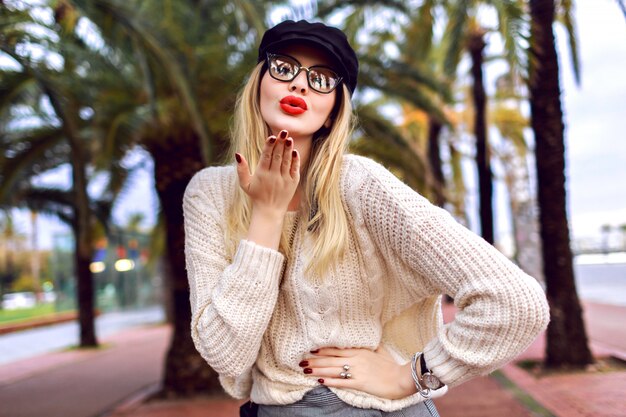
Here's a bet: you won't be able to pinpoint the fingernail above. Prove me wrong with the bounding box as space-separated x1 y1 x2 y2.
304 368 312 374
235 153 242 163
280 130 288 139
318 378 324 384
299 360 309 367
310 349 319 354
293 150 298 158
269 137 276 144
286 139 292 147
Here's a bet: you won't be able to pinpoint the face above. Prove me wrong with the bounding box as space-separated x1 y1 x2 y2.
259 44 339 141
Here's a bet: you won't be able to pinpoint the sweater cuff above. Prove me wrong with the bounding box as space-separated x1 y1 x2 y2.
422 338 473 387
232 239 285 284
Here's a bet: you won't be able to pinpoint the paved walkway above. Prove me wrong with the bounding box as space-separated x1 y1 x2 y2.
1 301 625 417
0 325 170 417
0 306 164 365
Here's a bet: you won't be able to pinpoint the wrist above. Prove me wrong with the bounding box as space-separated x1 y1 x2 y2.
398 362 418 397
246 206 286 250
251 204 288 221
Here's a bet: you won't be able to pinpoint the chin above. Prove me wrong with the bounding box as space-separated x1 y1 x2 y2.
268 119 321 139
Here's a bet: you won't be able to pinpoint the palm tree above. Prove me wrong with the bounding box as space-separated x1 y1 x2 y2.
528 0 592 368
315 1 454 203
0 2 129 347
62 0 270 396
440 0 529 245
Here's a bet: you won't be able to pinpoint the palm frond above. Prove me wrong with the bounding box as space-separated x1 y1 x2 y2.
492 0 529 81
556 0 581 85
0 127 66 202
442 0 469 79
72 0 214 164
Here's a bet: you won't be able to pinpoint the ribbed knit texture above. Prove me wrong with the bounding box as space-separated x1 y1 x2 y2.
183 154 550 412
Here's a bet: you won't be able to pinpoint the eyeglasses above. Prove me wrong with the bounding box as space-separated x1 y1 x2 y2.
266 52 343 94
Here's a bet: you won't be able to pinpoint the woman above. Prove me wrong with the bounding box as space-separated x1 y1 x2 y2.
183 20 549 416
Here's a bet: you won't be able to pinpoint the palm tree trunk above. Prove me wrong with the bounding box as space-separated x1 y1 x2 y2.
71 140 98 347
149 135 221 397
427 117 446 207
528 0 592 368
468 29 494 245
41 80 99 348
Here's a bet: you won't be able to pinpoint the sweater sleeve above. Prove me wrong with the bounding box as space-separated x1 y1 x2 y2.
353 156 549 387
183 169 286 379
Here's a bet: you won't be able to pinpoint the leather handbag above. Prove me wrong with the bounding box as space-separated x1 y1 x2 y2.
239 400 258 417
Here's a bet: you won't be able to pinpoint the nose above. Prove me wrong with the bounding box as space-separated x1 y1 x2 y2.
288 70 308 94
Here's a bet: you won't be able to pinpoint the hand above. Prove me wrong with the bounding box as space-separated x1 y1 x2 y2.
300 346 417 400
236 130 300 217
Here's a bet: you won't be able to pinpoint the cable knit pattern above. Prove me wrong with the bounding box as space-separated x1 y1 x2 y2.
183 154 550 412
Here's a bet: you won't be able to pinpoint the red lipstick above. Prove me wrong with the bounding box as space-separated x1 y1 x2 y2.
280 96 308 115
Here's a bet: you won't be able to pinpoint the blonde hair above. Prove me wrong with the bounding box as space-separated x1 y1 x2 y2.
225 62 355 279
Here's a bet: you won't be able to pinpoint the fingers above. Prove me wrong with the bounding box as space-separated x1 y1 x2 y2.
310 347 358 357
280 136 293 177
290 149 300 181
270 131 287 172
235 153 251 191
259 135 277 171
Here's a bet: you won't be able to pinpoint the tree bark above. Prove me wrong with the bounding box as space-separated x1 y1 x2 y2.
528 0 593 367
427 117 446 207
43 83 98 348
149 133 222 397
468 30 494 245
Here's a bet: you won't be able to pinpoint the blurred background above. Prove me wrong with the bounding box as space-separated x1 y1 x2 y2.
1 1 625 416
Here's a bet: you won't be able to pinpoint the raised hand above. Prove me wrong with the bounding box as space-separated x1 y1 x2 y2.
236 129 300 218
235 130 301 250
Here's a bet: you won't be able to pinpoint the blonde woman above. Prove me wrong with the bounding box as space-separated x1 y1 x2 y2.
183 20 549 417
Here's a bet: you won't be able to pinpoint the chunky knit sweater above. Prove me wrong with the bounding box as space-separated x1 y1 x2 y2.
183 154 549 412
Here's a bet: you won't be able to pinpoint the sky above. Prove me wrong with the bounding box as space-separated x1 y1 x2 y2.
8 0 626 250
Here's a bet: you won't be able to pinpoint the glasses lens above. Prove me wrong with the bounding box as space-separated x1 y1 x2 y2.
308 68 340 93
268 55 299 81
267 54 341 93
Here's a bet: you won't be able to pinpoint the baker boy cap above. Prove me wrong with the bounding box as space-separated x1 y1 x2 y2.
257 20 359 95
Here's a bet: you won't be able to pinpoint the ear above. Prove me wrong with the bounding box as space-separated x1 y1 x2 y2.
323 117 333 129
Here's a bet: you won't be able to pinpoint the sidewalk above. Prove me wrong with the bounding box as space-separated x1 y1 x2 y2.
1 301 625 417
0 325 170 417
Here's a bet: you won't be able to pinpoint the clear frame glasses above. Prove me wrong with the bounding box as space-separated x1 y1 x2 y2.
266 52 343 94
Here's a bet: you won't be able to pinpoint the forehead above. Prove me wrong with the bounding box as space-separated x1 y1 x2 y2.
275 43 336 69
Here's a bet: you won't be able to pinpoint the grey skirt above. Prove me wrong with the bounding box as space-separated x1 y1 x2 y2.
258 386 441 417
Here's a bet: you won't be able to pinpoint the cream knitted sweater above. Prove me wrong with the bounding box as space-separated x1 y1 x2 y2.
183 154 549 412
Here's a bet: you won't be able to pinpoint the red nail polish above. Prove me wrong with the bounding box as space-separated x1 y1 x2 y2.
269 137 276 144
299 360 309 367
293 150 298 158
310 349 319 354
235 153 242 163
280 130 288 139
304 368 312 374
318 378 324 384
286 139 292 147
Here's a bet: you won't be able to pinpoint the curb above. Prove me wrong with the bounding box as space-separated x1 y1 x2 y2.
98 382 162 417
0 310 102 335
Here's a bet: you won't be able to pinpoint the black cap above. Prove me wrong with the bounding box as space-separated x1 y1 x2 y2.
258 20 359 95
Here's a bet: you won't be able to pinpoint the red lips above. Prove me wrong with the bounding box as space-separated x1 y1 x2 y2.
280 95 308 115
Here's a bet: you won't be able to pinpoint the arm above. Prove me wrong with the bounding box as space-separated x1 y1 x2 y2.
185 131 299 380
184 171 286 378
356 157 549 387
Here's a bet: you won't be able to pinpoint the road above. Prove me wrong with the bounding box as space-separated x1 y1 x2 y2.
0 306 164 365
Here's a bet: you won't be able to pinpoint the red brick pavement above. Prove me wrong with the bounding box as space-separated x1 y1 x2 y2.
3 301 625 417
496 302 626 417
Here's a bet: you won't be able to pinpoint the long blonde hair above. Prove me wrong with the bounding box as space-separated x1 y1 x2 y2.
225 62 355 279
